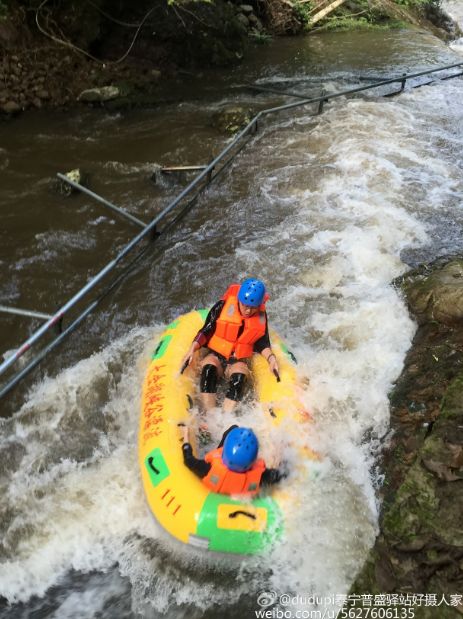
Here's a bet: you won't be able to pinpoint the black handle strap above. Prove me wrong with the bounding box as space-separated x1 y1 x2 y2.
180 360 189 374
147 456 160 475
228 510 257 520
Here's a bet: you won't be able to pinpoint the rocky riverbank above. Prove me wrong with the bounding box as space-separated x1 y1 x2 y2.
0 0 460 118
0 0 298 117
351 257 463 617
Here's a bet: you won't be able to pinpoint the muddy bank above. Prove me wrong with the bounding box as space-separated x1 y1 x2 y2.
351 257 463 617
0 0 460 117
0 0 296 117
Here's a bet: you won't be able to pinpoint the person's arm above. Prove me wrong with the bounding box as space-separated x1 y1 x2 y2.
182 443 211 478
253 314 279 375
180 301 224 371
193 300 224 346
217 424 239 448
253 313 271 353
181 426 211 478
261 465 288 486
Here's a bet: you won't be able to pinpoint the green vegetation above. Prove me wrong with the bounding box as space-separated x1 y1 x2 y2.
315 16 407 31
249 31 273 43
311 0 445 32
0 1 8 19
293 1 312 30
309 0 408 33
395 0 440 7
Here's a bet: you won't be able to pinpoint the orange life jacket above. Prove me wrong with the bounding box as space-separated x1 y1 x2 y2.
202 447 266 496
207 284 267 360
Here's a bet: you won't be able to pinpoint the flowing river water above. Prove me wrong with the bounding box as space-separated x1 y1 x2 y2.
1 21 463 619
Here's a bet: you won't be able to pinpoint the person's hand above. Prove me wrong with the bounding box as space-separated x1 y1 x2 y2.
180 342 199 373
267 353 279 376
182 425 190 444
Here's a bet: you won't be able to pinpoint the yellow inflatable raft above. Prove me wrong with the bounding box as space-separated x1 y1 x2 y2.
139 310 312 555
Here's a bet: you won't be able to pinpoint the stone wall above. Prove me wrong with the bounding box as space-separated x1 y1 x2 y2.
351 258 463 618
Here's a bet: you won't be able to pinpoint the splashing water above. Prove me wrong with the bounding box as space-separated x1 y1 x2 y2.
1 42 463 619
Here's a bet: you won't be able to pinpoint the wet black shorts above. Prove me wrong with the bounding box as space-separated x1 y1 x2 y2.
205 349 248 370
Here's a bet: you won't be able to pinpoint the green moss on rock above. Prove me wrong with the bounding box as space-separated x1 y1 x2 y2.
441 372 463 419
382 464 438 542
403 260 463 325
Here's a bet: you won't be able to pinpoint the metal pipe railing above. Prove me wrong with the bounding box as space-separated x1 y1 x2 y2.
0 240 155 400
57 173 148 228
246 82 316 100
1 59 462 395
258 61 463 116
0 122 255 378
0 305 54 321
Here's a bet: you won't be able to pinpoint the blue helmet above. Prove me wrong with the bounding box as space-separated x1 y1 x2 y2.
222 427 259 473
238 278 266 308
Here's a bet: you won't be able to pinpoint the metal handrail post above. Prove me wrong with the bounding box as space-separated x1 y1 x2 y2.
400 73 407 92
317 90 326 114
57 174 147 228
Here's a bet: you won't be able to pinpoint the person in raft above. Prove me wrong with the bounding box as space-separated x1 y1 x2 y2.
180 278 279 413
181 424 286 496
